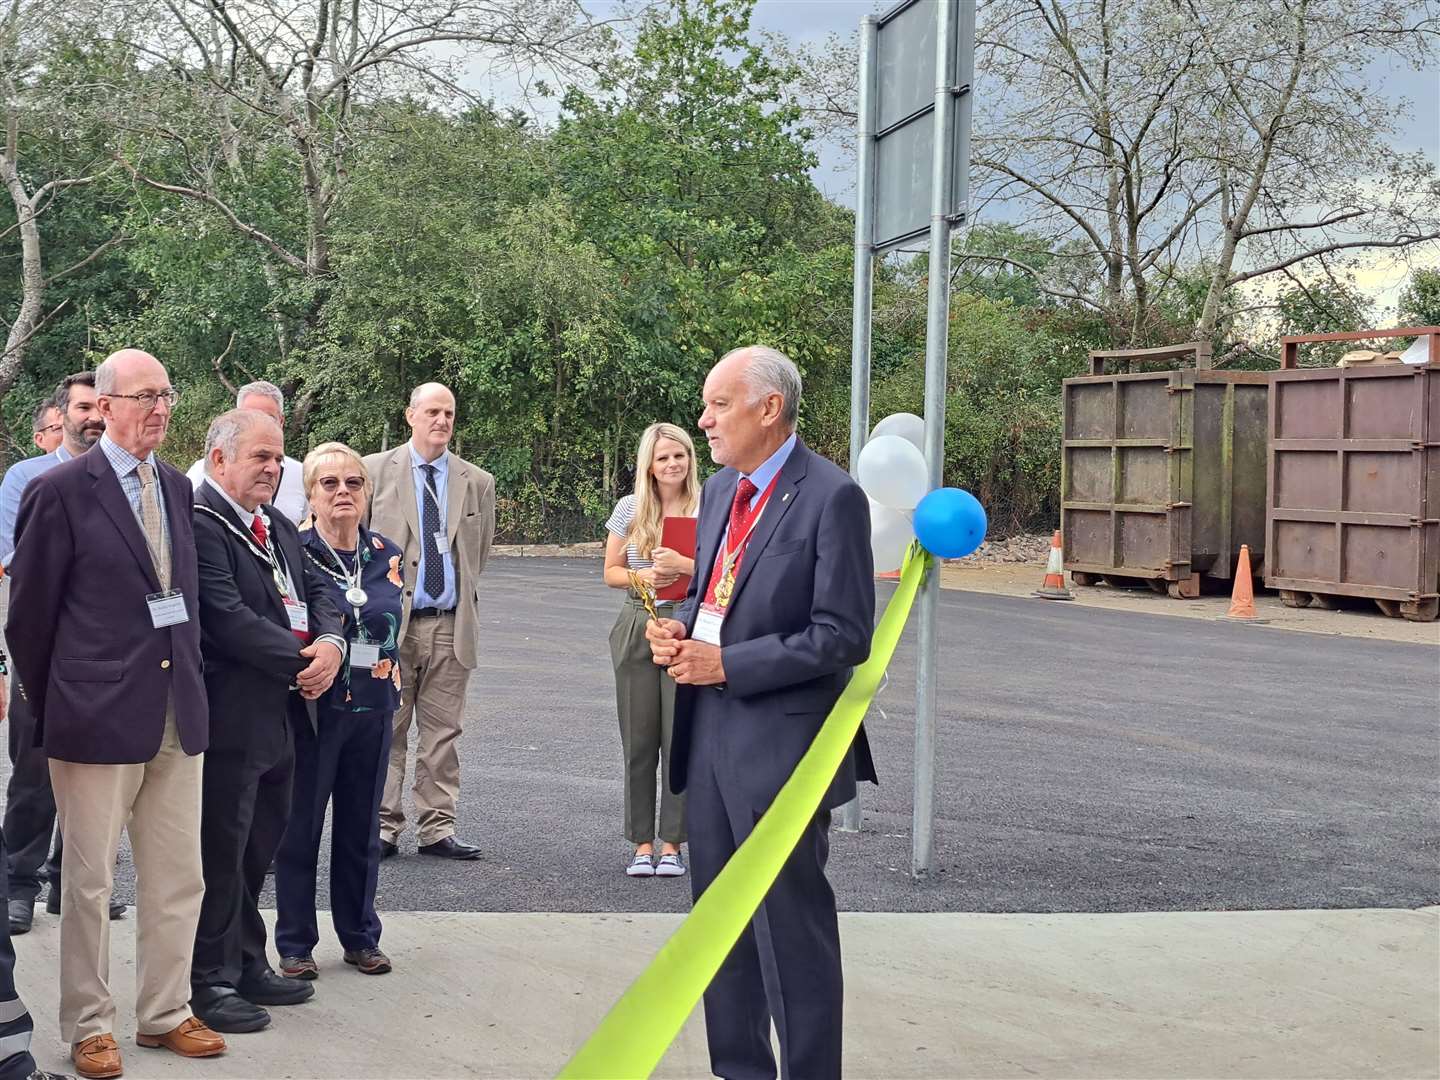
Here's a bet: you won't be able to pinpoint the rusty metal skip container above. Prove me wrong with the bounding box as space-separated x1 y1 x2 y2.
1265 327 1440 622
1061 342 1270 598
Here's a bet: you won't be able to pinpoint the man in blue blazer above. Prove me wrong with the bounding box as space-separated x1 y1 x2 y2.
647 345 877 1080
7 349 226 1078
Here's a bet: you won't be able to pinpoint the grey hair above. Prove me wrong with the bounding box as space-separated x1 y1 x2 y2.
408 381 454 409
725 345 802 428
94 357 119 395
235 380 285 414
204 408 282 474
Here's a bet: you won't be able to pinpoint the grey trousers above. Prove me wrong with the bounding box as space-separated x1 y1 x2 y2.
609 595 687 845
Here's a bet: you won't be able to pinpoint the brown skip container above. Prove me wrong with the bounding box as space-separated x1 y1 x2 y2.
1265 327 1440 622
1061 343 1270 598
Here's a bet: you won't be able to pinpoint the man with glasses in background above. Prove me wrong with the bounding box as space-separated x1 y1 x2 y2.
30 401 61 455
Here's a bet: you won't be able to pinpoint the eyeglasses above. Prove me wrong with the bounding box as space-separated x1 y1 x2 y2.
36 424 62 435
106 388 180 411
317 476 366 493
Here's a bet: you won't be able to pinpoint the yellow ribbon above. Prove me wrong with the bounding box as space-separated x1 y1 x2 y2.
559 544 932 1079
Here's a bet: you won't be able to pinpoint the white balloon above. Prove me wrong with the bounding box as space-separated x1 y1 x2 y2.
869 499 914 573
871 411 925 451
857 434 930 510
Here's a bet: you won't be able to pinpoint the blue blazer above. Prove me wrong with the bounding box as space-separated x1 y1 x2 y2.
6 447 208 762
671 438 878 812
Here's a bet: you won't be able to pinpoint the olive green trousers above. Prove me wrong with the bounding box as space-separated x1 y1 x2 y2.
608 595 687 845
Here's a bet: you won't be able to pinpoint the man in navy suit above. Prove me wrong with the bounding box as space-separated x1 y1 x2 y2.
647 345 877 1080
7 349 226 1078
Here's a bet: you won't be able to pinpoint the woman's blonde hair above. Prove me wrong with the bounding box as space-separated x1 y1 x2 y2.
628 423 700 558
303 441 373 504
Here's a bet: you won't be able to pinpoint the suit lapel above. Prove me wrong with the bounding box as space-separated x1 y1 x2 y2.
201 483 288 622
395 446 420 545
271 513 305 607
89 450 162 593
726 441 809 613
445 457 466 543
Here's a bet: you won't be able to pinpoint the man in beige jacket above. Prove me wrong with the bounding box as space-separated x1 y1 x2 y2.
364 383 495 860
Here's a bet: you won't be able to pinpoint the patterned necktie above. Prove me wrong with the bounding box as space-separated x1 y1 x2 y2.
251 513 268 549
729 477 759 542
135 462 171 590
420 464 444 598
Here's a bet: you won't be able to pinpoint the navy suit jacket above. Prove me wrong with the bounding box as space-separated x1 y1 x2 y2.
671 438 878 812
6 447 208 762
192 480 342 758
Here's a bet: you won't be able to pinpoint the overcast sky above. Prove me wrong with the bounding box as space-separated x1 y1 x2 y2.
518 1 1439 312
746 1 1439 313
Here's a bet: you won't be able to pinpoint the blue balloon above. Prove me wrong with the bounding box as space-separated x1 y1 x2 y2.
913 488 988 559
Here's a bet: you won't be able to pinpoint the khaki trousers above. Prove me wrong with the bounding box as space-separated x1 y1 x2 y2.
380 613 471 846
609 596 686 845
49 712 204 1044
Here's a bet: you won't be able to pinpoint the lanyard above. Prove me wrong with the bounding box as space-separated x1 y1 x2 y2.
195 504 291 599
710 475 780 608
304 538 370 638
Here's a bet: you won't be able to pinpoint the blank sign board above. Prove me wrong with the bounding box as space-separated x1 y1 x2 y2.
871 0 974 251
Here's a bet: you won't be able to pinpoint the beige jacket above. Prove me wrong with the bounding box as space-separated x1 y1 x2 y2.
363 443 496 669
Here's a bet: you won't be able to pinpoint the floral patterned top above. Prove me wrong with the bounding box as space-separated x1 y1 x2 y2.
300 523 405 715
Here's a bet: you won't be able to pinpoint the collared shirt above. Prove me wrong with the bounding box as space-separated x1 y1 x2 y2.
409 443 457 610
186 455 308 525
99 433 170 555
0 444 72 567
738 432 797 513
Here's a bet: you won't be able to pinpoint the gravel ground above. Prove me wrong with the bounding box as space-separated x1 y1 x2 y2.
5 557 1436 918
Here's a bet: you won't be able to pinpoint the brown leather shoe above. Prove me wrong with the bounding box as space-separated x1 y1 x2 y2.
72 1033 123 1079
136 1016 226 1058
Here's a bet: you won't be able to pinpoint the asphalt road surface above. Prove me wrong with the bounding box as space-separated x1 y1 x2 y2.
7 557 1437 916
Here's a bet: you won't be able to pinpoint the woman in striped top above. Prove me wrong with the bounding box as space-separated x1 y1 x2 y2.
603 423 700 877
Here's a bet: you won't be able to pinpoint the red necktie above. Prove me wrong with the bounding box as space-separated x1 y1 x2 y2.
729 477 758 540
251 514 268 549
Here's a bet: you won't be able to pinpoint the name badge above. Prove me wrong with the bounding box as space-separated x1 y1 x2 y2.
692 605 724 646
284 600 310 633
349 641 380 669
434 531 449 554
146 590 189 628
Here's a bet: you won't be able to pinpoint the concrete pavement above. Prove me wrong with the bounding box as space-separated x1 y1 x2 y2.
11 906 1436 1079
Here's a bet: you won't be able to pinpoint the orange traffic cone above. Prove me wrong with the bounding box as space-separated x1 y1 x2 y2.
1033 530 1073 600
1223 544 1265 622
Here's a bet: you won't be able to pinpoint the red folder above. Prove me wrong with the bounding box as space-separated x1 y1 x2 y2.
656 516 698 601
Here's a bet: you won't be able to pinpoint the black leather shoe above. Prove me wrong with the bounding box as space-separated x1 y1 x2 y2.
238 968 315 1006
108 900 126 920
191 985 270 1033
8 899 33 935
380 840 398 859
417 836 482 860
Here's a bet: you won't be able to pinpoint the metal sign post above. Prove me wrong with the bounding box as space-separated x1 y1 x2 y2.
848 0 975 874
839 14 879 834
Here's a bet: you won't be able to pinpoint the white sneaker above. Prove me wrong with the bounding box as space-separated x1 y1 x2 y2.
655 852 686 877
626 852 655 877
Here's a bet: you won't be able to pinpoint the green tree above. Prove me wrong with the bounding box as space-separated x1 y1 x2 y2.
1398 268 1440 327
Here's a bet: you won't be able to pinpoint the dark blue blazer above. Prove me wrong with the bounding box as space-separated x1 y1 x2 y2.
6 447 208 762
192 480 342 757
671 438 878 812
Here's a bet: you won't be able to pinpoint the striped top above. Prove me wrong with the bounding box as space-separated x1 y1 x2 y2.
605 494 652 570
